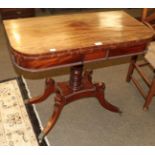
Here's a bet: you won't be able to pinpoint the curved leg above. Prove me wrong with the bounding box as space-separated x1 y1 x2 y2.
143 76 155 110
95 82 122 113
36 64 122 142
38 90 64 143
28 78 55 104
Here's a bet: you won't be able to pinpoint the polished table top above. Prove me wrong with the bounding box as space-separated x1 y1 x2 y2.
3 11 154 71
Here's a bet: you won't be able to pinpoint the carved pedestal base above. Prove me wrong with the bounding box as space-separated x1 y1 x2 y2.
28 65 121 143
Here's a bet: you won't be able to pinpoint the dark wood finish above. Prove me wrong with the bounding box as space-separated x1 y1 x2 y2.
3 11 153 71
3 11 154 143
34 66 121 142
0 8 35 20
108 44 147 58
126 55 138 82
126 8 155 110
11 47 108 71
69 65 83 91
29 78 55 104
8 41 149 72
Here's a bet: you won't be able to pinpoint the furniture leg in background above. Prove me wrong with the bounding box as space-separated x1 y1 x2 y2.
126 8 155 110
126 55 138 82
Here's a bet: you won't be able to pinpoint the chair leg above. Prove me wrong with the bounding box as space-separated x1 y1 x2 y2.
143 75 155 110
126 55 138 82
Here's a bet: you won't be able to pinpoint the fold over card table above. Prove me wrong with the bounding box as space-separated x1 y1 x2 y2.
3 11 154 142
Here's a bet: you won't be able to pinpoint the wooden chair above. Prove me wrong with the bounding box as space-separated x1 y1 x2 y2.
126 8 155 110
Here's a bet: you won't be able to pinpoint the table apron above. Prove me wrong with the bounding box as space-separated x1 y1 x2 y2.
11 44 147 72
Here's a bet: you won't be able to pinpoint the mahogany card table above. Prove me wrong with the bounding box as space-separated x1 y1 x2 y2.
3 11 153 143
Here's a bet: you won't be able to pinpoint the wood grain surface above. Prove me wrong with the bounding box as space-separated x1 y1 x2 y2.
3 11 153 55
3 11 154 71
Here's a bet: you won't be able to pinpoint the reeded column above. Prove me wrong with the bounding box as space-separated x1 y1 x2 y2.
69 64 83 91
